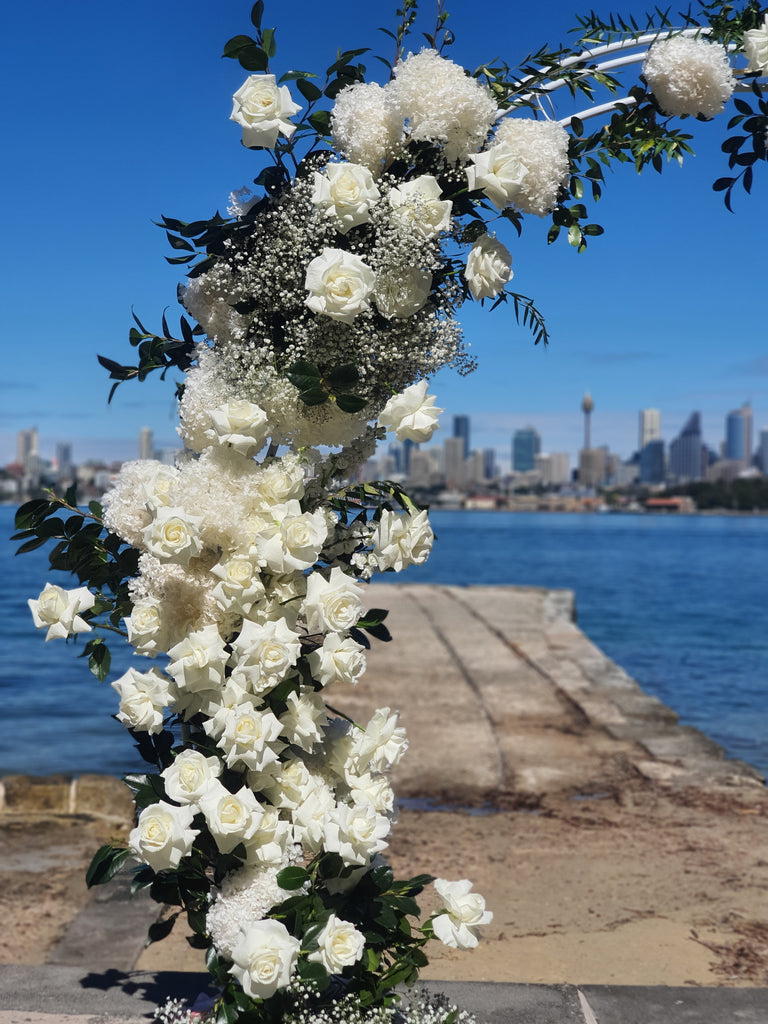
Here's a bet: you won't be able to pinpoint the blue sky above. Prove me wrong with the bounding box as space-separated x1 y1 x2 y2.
2 0 766 471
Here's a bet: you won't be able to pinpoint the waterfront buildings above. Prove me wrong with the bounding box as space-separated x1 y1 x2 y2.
139 426 154 461
452 415 470 460
512 426 541 472
669 412 704 482
725 402 753 470
639 408 661 449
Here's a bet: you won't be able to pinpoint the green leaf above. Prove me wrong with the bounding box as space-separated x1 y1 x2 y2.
261 27 277 58
285 360 321 389
146 914 178 946
308 110 331 135
325 363 359 389
86 844 130 888
276 866 310 890
237 44 269 73
250 1 264 30
88 641 111 682
299 386 329 406
222 34 256 59
335 394 368 413
297 78 322 103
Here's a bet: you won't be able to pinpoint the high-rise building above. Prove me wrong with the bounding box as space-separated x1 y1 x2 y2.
443 436 465 489
535 452 570 486
759 428 768 475
512 426 541 472
581 392 594 450
139 426 154 461
639 439 665 484
725 402 753 469
482 448 496 481
17 427 39 470
639 408 661 450
578 446 607 488
452 415 470 459
669 412 704 481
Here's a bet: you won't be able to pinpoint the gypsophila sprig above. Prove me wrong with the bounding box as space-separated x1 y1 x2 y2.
18 1 768 1021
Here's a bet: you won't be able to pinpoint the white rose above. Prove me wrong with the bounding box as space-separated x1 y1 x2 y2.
258 455 306 506
125 598 169 655
377 380 443 443
199 782 265 854
229 617 302 693
374 266 432 320
466 142 527 211
167 625 228 694
243 805 294 867
432 878 493 950
261 757 314 811
217 701 285 773
211 554 265 615
28 584 95 641
229 918 301 999
387 175 452 238
291 784 336 854
161 749 222 805
207 399 269 456
141 507 203 566
349 772 394 814
111 666 171 734
308 632 366 687
279 689 327 750
465 234 513 301
323 802 391 866
303 567 364 634
371 509 434 572
129 802 198 872
312 162 380 233
230 74 302 148
348 707 408 774
308 913 366 972
257 500 328 573
744 15 768 72
304 248 376 324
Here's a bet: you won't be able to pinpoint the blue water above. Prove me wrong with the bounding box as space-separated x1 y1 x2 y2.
1 506 766 778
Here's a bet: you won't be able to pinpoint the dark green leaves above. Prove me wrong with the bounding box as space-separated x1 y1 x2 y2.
98 311 200 401
86 844 130 888
284 360 368 413
276 866 310 890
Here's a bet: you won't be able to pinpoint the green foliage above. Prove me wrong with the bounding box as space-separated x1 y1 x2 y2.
86 844 131 887
284 360 368 411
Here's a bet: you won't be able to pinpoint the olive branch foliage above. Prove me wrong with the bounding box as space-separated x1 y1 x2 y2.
12 1 768 1020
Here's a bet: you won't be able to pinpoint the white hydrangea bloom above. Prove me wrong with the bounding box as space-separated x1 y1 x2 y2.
643 36 735 118
387 49 498 163
432 878 493 949
28 584 95 642
230 74 302 148
311 162 381 233
468 119 570 216
102 461 179 547
331 80 404 172
180 268 248 346
207 863 297 961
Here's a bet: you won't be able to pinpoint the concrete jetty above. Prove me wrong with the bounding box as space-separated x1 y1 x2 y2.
1 584 766 1022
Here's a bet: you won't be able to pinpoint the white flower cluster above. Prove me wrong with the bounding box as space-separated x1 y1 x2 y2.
643 36 735 118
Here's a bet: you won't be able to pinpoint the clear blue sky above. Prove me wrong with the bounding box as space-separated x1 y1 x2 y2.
2 0 766 470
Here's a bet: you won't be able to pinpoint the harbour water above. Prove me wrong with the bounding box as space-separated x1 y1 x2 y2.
1 505 766 778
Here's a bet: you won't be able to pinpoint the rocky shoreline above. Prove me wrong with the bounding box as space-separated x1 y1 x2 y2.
1 584 766 986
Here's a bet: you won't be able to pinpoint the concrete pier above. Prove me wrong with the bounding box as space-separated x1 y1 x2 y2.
1 584 766 1022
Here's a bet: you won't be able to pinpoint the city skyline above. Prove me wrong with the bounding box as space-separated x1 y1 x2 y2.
3 1 767 474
